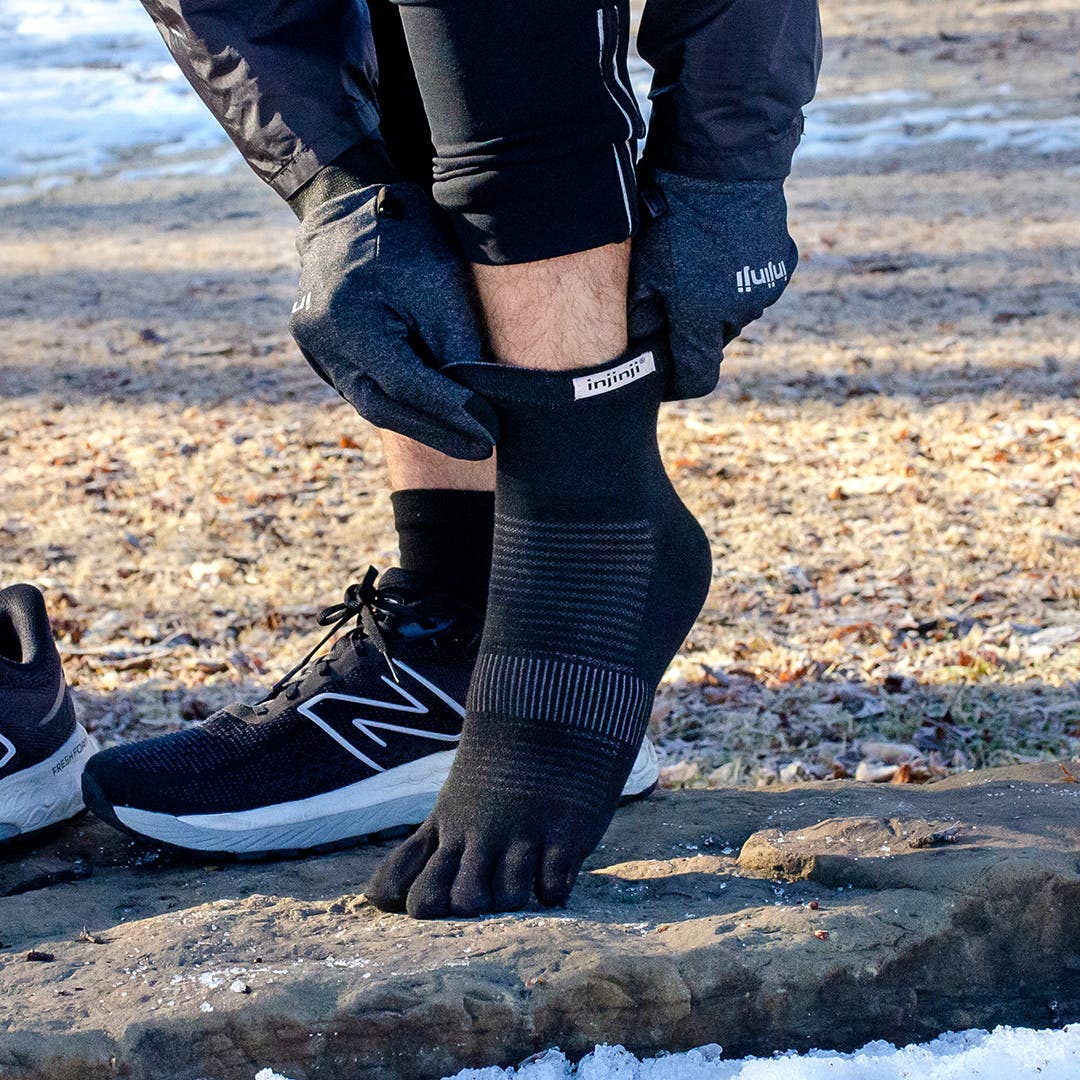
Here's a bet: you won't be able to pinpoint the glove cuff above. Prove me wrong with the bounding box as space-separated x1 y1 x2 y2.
639 164 785 196
288 141 401 221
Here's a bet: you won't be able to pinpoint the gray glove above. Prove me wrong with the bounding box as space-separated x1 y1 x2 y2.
290 181 498 460
630 168 798 401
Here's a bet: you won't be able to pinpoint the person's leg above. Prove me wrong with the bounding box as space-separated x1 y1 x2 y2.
365 0 499 604
364 0 711 917
368 238 712 916
367 0 644 614
363 33 716 913
382 240 626 613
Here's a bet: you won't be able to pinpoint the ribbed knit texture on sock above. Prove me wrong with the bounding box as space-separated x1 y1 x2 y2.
366 339 712 917
391 488 495 612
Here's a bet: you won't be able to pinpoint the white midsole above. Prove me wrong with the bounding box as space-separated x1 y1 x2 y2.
0 724 98 836
624 736 658 798
113 738 660 853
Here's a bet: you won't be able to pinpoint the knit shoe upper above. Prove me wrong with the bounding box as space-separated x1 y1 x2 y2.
82 569 480 826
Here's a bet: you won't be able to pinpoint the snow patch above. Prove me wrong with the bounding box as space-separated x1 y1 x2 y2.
800 95 1080 160
3 0 1078 198
255 1027 1080 1079
439 1026 1080 1079
0 0 232 190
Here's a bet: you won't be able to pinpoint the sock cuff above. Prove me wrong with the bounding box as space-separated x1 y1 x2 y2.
446 334 670 409
390 488 495 525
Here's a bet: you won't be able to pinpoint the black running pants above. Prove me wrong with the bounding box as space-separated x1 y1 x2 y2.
370 0 644 265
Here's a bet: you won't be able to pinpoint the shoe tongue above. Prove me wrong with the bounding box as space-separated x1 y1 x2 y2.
374 567 480 640
374 566 435 598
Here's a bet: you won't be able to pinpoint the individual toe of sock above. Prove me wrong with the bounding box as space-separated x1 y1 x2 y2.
406 842 466 919
365 826 438 913
448 841 497 917
535 843 582 908
491 840 539 912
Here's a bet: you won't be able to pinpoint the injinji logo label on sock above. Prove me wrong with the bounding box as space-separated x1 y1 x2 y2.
572 350 656 400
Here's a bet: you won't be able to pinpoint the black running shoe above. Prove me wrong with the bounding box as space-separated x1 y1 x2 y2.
0 584 97 846
83 568 661 857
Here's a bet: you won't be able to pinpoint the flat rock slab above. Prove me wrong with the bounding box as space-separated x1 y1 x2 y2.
2 763 1079 1079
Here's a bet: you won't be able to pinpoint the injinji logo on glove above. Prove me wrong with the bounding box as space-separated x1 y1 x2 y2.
735 260 789 294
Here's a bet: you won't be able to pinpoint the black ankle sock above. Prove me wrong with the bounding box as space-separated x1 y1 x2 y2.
390 488 495 612
367 340 712 917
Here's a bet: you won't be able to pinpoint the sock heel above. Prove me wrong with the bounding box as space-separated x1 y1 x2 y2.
646 483 712 673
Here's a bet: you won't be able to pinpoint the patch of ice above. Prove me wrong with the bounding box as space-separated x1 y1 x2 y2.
0 0 232 186
256 1027 1080 1079
114 150 238 183
809 88 932 110
800 97 1080 160
4 2 1078 194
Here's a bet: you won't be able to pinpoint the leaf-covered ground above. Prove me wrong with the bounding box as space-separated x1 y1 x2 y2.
1 0 1077 789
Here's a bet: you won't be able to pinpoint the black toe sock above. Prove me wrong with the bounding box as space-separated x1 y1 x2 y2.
366 339 712 917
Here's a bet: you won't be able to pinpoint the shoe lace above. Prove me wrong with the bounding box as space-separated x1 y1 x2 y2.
259 567 402 709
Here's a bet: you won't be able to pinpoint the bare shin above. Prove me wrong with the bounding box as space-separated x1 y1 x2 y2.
471 241 631 371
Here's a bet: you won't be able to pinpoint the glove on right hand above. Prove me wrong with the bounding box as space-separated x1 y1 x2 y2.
291 182 498 460
630 169 798 401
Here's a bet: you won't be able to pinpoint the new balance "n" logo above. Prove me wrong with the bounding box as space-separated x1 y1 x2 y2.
0 732 15 770
299 660 464 773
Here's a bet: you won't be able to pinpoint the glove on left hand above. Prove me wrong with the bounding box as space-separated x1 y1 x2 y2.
630 168 798 400
291 182 498 460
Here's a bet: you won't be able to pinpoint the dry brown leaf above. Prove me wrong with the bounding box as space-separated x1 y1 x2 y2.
891 763 914 784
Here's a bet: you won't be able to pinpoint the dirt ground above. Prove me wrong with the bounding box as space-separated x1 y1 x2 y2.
1 0 1077 788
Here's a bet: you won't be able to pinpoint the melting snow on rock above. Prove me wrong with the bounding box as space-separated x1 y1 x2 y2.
254 1025 1079 1079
